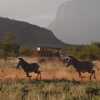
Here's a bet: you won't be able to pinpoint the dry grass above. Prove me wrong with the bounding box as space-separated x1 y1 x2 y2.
0 57 100 81
0 57 100 100
0 80 100 100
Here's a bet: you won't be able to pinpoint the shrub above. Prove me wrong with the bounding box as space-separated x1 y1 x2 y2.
65 42 100 60
19 48 33 56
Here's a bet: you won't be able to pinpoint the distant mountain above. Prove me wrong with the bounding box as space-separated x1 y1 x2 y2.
49 0 100 44
0 17 65 48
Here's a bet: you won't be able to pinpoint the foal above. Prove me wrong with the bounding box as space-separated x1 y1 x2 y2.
16 58 41 80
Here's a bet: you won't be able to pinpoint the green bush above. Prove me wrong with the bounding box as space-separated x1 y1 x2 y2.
65 42 100 60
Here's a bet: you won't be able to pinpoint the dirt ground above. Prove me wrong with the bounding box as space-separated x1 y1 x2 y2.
0 57 100 81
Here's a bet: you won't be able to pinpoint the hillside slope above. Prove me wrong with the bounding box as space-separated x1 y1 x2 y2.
0 17 65 48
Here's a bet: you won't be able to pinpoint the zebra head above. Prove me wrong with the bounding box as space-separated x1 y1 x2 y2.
64 56 72 67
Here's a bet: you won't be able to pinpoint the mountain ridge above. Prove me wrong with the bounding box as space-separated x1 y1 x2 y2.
0 17 65 48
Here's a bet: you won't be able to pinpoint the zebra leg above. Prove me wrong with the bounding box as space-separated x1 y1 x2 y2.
92 70 96 79
26 72 31 77
39 71 41 80
36 73 39 80
35 71 39 80
36 71 41 80
78 71 82 80
25 72 32 80
89 70 96 80
90 73 92 80
94 71 96 79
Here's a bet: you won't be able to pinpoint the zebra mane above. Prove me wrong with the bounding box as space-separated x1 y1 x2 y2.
68 56 79 62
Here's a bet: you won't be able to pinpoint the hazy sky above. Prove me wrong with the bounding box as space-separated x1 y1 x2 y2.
0 0 99 44
0 0 68 27
49 0 100 44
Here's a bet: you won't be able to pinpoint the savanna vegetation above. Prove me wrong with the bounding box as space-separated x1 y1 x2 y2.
0 32 100 61
0 33 100 100
0 80 100 100
64 42 100 60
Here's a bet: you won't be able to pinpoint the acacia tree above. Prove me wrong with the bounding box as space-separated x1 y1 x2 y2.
2 32 20 60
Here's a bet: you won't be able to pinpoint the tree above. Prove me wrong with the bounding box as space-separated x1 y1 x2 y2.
3 32 16 44
1 32 20 60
